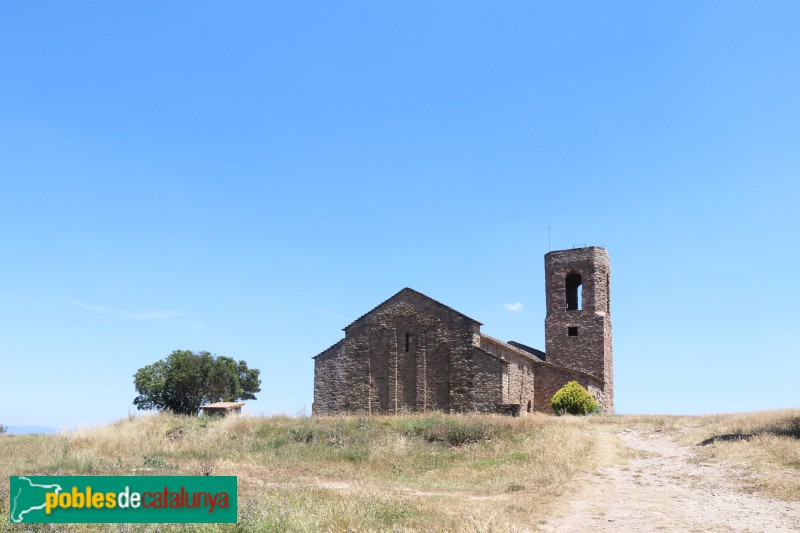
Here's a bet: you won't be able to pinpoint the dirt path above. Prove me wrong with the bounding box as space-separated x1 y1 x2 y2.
539 427 800 532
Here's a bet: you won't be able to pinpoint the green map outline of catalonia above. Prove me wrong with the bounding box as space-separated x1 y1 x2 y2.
10 476 63 523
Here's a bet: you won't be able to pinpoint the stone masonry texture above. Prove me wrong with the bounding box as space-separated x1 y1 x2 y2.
544 246 613 413
313 247 613 415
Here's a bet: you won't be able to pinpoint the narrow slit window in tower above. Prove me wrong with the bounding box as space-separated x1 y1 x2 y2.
405 332 410 352
566 272 582 310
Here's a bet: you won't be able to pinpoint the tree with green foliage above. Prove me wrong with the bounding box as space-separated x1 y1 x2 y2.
133 350 261 415
550 380 599 415
0 423 7 434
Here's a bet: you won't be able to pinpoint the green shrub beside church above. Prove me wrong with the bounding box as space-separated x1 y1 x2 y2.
551 381 598 415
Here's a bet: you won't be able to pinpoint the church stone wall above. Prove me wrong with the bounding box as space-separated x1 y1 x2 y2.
479 336 535 410
314 246 614 417
312 340 347 415
471 349 505 411
506 353 535 411
313 289 491 415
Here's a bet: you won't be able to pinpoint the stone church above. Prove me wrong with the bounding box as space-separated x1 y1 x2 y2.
313 246 613 415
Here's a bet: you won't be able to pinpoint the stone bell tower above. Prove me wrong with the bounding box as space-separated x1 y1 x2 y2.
544 246 613 412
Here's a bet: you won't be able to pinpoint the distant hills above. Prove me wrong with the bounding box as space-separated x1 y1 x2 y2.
5 426 61 435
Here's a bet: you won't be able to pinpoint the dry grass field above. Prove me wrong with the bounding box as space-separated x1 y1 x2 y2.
1 410 798 531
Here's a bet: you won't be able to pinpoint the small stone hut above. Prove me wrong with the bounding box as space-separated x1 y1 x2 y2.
199 402 245 416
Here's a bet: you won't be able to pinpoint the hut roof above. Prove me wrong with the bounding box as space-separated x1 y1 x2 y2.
199 402 245 409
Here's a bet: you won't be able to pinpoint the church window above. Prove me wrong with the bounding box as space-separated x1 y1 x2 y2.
405 332 410 352
568 327 578 337
566 272 582 310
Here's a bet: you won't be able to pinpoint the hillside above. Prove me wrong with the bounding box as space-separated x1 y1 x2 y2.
1 411 799 531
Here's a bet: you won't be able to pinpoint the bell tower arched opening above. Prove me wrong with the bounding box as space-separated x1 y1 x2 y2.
565 272 582 311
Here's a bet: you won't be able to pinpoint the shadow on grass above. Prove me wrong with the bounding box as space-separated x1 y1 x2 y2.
698 418 800 446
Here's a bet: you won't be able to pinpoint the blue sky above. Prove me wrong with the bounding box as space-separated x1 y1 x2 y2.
2 2 799 429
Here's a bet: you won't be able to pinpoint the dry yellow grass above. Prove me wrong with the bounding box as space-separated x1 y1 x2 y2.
0 412 604 532
678 409 800 500
1 410 797 531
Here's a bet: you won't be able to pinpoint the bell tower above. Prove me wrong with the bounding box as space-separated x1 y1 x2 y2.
544 246 613 412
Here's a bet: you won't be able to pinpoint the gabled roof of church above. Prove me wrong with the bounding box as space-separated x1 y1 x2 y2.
507 341 547 361
344 287 482 332
480 333 546 363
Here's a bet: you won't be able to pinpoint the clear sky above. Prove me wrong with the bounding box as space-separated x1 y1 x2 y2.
2 2 799 429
